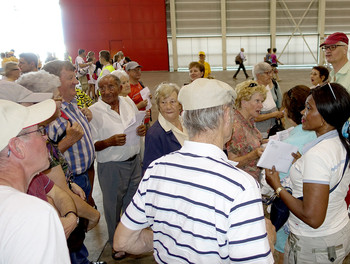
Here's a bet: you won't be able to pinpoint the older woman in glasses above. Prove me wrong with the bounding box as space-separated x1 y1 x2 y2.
253 62 284 138
226 80 266 181
266 83 350 263
143 82 188 172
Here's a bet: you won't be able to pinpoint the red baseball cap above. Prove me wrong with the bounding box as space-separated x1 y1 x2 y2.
320 32 349 47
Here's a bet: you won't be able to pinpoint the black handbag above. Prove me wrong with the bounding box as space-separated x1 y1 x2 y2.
270 156 349 231
267 119 284 137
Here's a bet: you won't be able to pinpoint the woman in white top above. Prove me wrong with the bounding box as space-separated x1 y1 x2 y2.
266 83 350 263
253 62 284 138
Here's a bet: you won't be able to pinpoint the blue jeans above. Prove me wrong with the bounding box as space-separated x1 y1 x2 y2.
70 171 92 264
74 171 91 197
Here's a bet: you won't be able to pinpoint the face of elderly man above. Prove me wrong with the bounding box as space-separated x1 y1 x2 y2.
324 42 348 65
16 125 50 175
59 67 79 102
99 75 122 106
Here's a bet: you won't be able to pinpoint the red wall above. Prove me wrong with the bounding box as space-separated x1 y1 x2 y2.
59 0 169 71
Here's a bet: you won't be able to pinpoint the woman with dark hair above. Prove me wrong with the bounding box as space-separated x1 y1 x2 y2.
310 65 329 88
266 83 350 263
272 85 316 263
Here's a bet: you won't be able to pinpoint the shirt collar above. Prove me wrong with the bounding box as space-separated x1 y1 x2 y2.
303 129 338 154
181 140 237 166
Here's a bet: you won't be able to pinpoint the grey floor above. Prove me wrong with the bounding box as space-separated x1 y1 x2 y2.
85 68 333 263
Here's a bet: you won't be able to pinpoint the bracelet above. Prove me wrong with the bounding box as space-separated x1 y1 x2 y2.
275 187 284 198
63 211 78 218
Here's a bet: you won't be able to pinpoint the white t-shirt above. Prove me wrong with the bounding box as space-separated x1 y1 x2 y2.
289 132 350 237
89 97 141 162
75 56 88 78
261 84 276 112
0 186 70 264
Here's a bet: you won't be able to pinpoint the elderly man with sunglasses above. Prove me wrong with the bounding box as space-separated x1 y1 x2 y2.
320 32 350 93
0 99 70 263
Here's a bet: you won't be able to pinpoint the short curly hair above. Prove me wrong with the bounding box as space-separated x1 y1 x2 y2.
235 80 267 109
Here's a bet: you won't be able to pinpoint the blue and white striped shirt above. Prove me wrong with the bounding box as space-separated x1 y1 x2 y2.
47 100 95 175
122 141 273 263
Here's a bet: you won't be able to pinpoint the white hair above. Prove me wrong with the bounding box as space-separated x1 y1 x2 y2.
17 70 61 93
111 69 129 80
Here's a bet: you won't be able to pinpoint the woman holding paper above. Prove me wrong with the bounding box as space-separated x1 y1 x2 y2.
89 74 146 260
272 85 316 264
143 82 188 172
226 80 267 181
266 83 350 263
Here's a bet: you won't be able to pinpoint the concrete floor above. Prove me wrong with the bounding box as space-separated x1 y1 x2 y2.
84 68 330 263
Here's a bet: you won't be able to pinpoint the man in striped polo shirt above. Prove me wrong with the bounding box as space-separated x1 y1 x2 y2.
114 78 274 263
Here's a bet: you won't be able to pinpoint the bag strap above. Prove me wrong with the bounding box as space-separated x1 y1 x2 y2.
329 155 349 194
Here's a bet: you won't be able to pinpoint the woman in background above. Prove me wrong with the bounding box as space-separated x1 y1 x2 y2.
226 80 266 181
310 65 329 88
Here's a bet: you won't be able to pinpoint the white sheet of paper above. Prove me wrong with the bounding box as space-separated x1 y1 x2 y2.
123 111 146 146
276 126 294 141
140 87 152 110
257 139 298 173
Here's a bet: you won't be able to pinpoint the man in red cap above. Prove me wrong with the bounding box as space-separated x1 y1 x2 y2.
320 32 350 92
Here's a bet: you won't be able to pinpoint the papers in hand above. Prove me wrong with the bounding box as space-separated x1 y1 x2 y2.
123 111 146 146
257 139 298 173
140 87 152 110
268 126 294 141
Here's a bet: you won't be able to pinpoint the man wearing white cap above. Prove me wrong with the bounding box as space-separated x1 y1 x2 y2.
320 32 350 92
113 78 273 263
0 99 70 263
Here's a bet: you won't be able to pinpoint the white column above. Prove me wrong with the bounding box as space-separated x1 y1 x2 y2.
270 0 277 49
170 0 178 71
318 0 326 65
221 0 227 70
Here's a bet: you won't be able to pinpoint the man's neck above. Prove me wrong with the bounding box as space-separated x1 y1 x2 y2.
190 129 224 150
332 58 348 74
129 78 139 85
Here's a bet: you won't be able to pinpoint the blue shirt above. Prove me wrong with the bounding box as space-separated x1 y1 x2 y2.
47 99 95 175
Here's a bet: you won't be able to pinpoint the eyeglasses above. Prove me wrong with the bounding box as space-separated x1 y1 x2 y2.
16 126 47 137
248 82 258 87
321 45 346 51
264 70 273 75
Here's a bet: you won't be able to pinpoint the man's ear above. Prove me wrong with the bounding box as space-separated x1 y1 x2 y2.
7 137 25 159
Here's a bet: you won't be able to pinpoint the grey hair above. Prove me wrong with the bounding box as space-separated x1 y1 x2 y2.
182 102 234 138
17 70 61 93
252 62 272 80
155 82 180 110
111 69 129 80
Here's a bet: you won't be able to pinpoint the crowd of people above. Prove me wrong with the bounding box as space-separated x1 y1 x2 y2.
1 31 350 264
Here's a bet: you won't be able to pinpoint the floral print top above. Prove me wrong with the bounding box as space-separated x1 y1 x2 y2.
226 109 262 181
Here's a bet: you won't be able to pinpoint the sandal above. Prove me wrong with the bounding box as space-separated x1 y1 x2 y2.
112 249 126 260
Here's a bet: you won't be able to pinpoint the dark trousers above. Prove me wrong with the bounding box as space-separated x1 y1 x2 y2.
233 62 248 78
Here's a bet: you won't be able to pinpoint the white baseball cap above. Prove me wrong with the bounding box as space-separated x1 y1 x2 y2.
0 99 56 151
178 78 236 111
